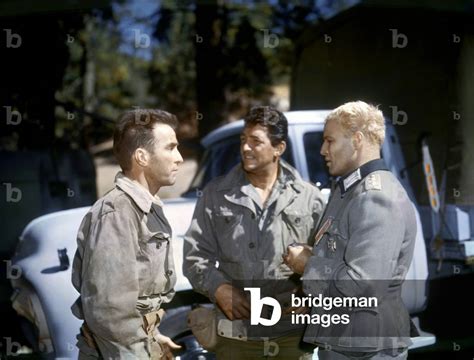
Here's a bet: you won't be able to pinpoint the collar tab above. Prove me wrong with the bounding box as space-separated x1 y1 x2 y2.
338 159 388 195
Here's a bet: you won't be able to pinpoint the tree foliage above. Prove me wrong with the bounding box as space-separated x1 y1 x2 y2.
54 0 322 145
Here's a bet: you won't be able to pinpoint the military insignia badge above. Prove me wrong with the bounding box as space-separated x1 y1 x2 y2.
327 237 337 252
314 217 333 246
365 174 382 191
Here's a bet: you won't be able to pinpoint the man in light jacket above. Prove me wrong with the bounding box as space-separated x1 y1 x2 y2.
184 106 324 359
72 109 183 359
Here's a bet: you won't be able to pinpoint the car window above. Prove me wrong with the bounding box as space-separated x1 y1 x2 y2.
303 131 330 188
186 135 294 195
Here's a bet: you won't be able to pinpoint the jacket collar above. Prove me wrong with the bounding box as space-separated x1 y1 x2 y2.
217 160 304 215
115 172 163 213
338 158 388 195
216 159 304 193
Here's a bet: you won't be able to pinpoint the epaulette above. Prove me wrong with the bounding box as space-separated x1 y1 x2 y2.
364 173 382 191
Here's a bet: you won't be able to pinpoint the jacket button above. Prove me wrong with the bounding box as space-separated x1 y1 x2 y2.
166 270 173 276
249 243 255 249
251 213 256 219
295 217 301 224
156 243 162 249
225 217 231 223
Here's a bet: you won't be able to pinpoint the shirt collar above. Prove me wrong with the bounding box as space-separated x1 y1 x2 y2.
338 158 388 195
244 164 287 211
115 172 163 213
217 159 303 192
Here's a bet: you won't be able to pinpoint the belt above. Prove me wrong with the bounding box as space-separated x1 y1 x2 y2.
80 308 166 358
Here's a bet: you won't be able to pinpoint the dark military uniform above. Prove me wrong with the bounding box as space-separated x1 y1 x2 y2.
303 159 416 359
72 172 176 359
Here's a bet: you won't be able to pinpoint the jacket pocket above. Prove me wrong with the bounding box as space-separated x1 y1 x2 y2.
282 208 313 244
215 210 243 229
214 211 244 261
338 307 380 349
137 231 170 294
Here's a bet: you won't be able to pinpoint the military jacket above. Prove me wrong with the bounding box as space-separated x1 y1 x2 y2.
71 172 176 359
183 161 324 339
302 159 417 353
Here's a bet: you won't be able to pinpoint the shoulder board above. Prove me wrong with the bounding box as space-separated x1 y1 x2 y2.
364 173 382 191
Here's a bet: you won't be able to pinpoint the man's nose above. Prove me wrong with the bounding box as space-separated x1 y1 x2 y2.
176 150 184 164
320 142 327 156
242 142 251 152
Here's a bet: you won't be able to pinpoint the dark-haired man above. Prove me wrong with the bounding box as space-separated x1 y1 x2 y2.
72 109 183 359
183 106 324 359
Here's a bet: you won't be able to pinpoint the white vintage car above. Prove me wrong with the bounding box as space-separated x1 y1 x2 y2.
10 111 434 359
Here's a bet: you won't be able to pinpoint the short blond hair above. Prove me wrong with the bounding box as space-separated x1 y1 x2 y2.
326 101 385 147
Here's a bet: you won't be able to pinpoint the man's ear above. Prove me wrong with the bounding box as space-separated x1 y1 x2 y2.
352 131 364 150
275 141 287 157
134 148 149 167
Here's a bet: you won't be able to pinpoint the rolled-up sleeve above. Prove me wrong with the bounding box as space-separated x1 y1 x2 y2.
183 189 231 303
81 209 148 358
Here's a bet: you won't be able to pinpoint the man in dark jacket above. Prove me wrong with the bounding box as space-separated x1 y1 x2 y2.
284 101 416 360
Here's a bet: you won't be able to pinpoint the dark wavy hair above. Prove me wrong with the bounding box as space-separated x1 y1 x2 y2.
243 106 288 146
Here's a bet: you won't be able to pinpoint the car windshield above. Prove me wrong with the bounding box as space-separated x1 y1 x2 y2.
185 135 294 196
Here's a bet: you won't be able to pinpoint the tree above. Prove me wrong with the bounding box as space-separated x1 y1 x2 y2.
53 0 324 144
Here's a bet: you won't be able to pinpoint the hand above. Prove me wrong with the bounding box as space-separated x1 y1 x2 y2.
282 243 312 275
214 283 250 320
156 333 182 360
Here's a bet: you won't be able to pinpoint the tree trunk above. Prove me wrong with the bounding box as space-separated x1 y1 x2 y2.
194 0 227 137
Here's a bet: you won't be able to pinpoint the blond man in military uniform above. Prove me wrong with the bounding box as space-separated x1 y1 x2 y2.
184 106 324 359
72 109 183 359
284 101 417 360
